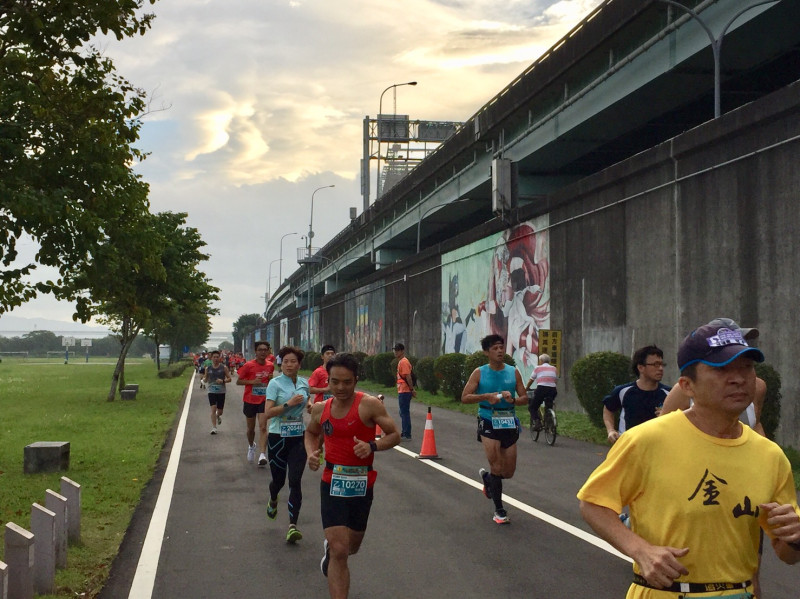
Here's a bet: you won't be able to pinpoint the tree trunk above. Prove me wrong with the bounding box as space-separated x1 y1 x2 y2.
154 333 161 371
107 318 139 401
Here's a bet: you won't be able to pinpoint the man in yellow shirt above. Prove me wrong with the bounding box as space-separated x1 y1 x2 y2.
578 319 800 597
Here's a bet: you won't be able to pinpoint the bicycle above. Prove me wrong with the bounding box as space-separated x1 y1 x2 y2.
528 399 557 446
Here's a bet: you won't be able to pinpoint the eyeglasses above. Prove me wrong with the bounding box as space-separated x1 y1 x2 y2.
645 361 666 368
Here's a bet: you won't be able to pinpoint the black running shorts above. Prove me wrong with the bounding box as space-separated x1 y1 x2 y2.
320 481 374 532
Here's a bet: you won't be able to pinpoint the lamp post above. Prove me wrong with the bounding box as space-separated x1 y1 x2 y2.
307 185 334 346
377 81 417 200
657 0 778 118
279 232 298 285
267 258 281 299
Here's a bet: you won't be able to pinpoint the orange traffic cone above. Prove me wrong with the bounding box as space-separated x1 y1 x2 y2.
417 406 440 459
375 394 385 438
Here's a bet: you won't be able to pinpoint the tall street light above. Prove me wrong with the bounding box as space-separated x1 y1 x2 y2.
308 185 335 255
377 81 417 200
267 258 281 299
279 232 298 284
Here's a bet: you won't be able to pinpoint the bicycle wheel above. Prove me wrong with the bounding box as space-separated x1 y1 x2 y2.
544 409 557 446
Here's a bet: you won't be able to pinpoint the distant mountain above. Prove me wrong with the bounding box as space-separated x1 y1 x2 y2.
0 314 109 334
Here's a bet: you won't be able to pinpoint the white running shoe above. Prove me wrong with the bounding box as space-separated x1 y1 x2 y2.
258 453 268 466
247 444 256 463
210 427 217 435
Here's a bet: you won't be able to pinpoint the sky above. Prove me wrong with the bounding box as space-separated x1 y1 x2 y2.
3 0 603 335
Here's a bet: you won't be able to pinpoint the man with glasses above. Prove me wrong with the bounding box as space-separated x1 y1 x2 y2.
603 345 671 445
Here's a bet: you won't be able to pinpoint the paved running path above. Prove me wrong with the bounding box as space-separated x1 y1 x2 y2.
99 372 800 598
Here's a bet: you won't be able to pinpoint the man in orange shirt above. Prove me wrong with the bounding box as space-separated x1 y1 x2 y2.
393 343 415 441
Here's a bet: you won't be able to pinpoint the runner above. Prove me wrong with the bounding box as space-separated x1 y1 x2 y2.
305 352 400 599
264 346 310 543
461 334 527 524
308 344 336 406
235 341 275 464
203 350 231 434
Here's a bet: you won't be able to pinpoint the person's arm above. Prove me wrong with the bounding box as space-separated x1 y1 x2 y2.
525 369 536 391
223 366 232 383
304 402 324 470
580 501 689 587
353 395 400 458
660 383 690 417
603 406 620 444
399 360 416 397
761 502 800 564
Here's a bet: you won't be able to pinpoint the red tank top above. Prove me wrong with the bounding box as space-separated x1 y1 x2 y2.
321 392 378 487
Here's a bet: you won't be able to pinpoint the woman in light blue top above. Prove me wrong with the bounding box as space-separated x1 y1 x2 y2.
264 346 310 543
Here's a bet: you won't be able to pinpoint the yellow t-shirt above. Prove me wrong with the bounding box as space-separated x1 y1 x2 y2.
578 410 799 598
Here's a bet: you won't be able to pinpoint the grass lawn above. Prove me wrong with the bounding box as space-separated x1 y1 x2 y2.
0 358 191 598
340 374 800 489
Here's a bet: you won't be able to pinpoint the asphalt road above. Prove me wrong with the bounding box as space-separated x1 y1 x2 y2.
100 372 800 599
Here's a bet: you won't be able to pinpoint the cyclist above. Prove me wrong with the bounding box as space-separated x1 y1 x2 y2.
525 353 558 431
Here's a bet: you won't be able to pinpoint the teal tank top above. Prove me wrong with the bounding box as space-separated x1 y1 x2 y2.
477 363 517 420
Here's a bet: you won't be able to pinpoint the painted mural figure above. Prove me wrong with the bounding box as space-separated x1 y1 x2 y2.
442 275 475 353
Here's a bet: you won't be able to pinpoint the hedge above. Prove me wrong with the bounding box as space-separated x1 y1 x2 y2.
570 351 631 429
434 353 467 401
303 351 322 371
416 356 439 394
755 362 782 440
157 359 194 379
352 351 368 380
361 354 375 381
372 351 396 387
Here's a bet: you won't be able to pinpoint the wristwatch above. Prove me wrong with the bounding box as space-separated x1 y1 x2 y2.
369 441 378 453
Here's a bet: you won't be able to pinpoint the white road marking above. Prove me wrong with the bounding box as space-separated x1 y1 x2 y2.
393 444 632 563
128 370 196 599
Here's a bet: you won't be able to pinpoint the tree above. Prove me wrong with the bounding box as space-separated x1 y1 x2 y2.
218 341 234 352
232 313 260 352
0 1 158 313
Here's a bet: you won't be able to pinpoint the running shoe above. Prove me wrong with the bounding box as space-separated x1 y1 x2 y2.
320 539 330 577
267 499 278 520
217 414 222 425
493 509 510 525
210 427 217 435
286 525 302 544
479 468 491 499
258 453 268 466
247 443 256 463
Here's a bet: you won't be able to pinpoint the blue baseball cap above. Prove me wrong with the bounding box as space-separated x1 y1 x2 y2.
677 321 764 371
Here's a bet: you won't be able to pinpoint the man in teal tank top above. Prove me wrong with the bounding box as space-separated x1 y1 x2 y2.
462 334 527 524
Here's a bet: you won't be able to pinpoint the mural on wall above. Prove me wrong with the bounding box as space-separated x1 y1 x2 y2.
299 307 320 351
279 318 288 348
344 283 385 355
441 216 550 377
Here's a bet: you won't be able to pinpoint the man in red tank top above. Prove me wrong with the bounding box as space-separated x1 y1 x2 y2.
305 353 400 599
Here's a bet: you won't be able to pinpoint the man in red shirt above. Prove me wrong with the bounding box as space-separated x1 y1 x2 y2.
236 341 275 464
308 344 336 405
305 353 399 599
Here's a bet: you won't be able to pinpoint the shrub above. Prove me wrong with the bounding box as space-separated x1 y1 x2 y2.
570 351 631 429
361 355 375 381
303 351 322 371
755 362 781 440
351 351 368 379
372 351 396 387
158 359 194 379
416 356 438 394
434 353 467 401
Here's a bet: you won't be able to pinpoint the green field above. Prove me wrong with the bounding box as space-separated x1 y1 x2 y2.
0 358 192 598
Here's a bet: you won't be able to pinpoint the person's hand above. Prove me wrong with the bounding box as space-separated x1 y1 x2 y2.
488 393 502 405
287 393 304 407
411 389 417 398
307 448 321 471
607 430 620 444
761 502 800 544
353 436 372 459
632 544 689 589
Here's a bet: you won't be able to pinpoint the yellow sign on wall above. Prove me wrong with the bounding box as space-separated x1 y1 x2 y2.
538 329 562 374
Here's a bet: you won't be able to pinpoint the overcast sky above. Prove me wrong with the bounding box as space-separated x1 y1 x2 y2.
5 0 602 334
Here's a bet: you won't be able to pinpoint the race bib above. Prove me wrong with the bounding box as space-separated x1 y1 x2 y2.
208 384 224 394
279 416 304 437
491 410 516 429
251 386 267 397
329 465 368 497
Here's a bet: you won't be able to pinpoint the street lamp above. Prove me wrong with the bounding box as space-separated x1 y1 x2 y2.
279 232 298 284
267 258 281 298
657 0 779 118
308 185 335 255
377 81 417 199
